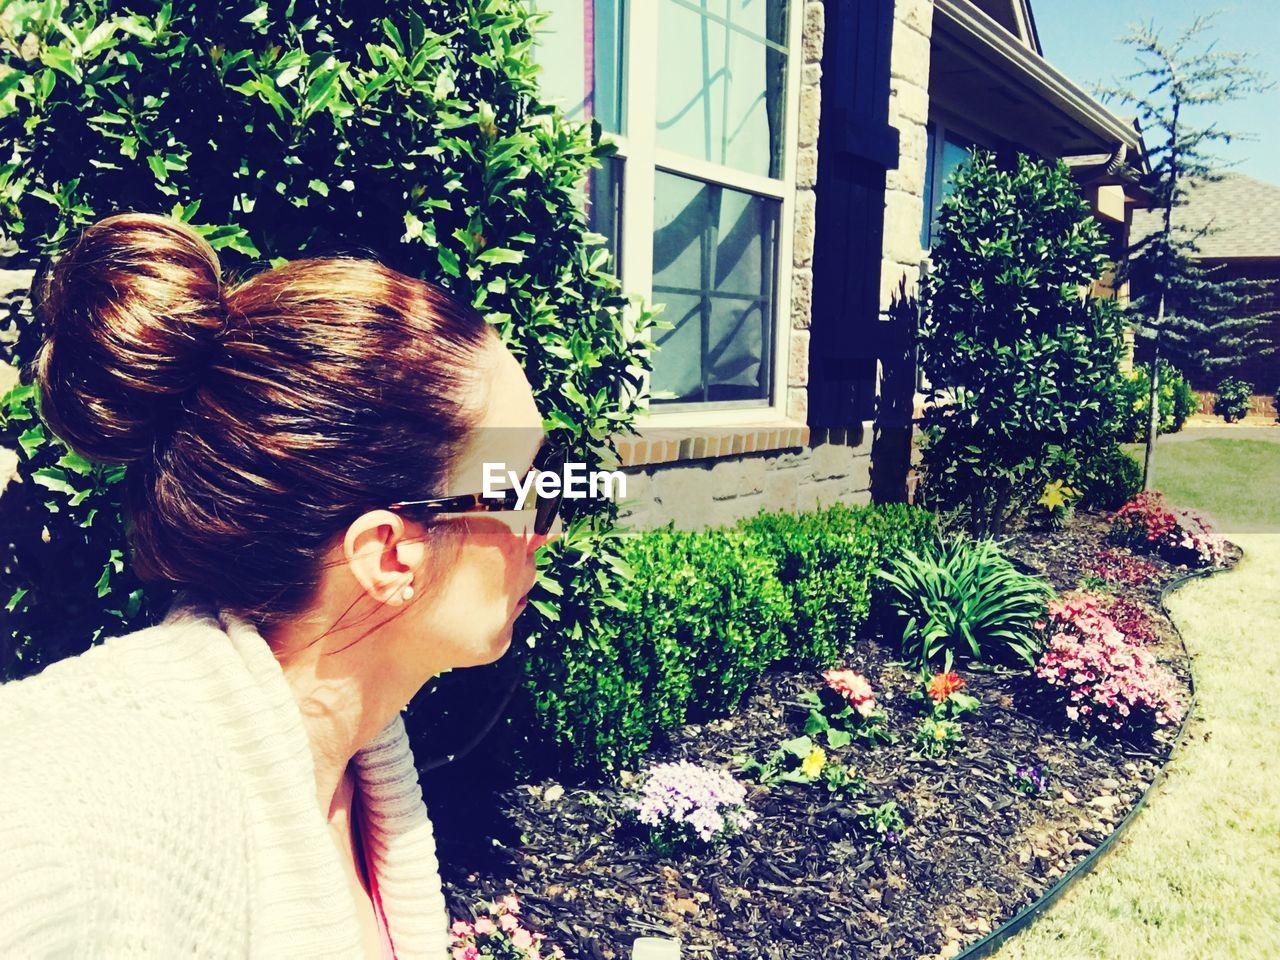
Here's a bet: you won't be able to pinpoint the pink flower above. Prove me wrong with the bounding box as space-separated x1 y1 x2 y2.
473 917 496 936
499 912 521 932
500 894 521 915
450 921 474 939
822 669 877 710
452 947 479 960
512 928 534 950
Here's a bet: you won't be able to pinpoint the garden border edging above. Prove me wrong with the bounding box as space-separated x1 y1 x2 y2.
949 560 1228 960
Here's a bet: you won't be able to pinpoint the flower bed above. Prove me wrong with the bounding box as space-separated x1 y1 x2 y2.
431 511 1238 959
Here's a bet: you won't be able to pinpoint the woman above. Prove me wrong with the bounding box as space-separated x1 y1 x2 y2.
0 212 564 957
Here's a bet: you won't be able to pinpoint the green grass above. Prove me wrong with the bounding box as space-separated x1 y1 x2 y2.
996 534 1280 960
1121 436 1280 532
997 437 1280 959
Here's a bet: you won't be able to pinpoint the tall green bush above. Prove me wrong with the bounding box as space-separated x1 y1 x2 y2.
917 151 1127 535
1116 359 1197 440
0 3 655 691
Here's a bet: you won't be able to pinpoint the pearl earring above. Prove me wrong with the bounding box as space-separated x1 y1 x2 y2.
401 583 415 600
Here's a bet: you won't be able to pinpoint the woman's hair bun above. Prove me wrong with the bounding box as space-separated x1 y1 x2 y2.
33 212 227 465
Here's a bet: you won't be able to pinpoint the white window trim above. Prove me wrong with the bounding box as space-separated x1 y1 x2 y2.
611 0 805 429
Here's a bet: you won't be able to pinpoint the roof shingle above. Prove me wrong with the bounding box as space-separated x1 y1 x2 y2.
1131 173 1280 259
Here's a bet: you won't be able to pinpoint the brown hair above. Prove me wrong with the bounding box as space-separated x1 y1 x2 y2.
32 212 498 627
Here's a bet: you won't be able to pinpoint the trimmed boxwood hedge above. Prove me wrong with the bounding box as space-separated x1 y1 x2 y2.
523 502 937 777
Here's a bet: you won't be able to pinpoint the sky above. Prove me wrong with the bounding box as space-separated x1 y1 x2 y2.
1032 0 1280 185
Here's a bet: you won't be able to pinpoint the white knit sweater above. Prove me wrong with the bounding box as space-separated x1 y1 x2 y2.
0 590 452 958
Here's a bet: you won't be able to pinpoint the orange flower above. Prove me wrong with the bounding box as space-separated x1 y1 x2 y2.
926 671 964 702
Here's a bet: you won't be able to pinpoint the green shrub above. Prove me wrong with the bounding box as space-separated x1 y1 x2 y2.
917 151 1127 535
525 524 791 775
1079 445 1143 510
1214 376 1253 423
626 525 792 719
875 538 1052 668
1275 385 1280 423
0 2 656 687
1117 360 1198 440
522 503 936 777
739 503 937 667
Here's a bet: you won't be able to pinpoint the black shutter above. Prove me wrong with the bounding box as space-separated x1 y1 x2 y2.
808 0 900 427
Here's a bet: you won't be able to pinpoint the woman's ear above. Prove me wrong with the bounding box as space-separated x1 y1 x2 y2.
343 510 428 606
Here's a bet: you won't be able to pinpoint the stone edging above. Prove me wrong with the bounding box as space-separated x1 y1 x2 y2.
951 560 1229 960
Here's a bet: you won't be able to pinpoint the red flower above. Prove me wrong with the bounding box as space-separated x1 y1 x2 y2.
926 671 965 702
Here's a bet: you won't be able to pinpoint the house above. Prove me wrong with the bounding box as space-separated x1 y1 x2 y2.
0 1 1154 523
531 0 1151 528
1130 172 1280 403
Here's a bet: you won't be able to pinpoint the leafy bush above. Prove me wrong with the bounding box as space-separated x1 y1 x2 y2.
1109 492 1225 568
526 523 790 775
1214 376 1254 422
0 1 656 687
736 507 873 669
627 525 792 718
738 503 936 668
916 151 1128 535
524 503 935 776
1078 445 1143 510
1034 594 1184 735
876 538 1053 668
1117 360 1198 441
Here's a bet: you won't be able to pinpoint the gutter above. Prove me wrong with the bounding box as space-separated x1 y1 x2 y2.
933 0 1144 156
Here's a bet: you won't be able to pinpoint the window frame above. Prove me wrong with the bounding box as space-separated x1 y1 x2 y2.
610 0 805 427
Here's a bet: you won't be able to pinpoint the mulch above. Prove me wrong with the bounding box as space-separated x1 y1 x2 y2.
429 510 1240 960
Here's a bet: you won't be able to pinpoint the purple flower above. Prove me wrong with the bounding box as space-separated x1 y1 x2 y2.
626 760 755 846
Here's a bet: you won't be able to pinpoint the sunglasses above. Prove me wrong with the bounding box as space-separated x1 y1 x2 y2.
387 440 566 537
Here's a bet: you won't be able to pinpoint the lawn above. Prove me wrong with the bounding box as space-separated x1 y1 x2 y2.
996 434 1280 959
1121 431 1280 532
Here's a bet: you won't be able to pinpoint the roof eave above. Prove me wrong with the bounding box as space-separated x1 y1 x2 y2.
934 0 1145 157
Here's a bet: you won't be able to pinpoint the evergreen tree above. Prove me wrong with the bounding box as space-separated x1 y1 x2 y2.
1098 14 1272 488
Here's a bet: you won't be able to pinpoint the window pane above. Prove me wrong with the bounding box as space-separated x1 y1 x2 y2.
921 124 936 248
650 170 778 404
532 0 626 134
586 155 624 275
926 131 975 245
656 0 789 177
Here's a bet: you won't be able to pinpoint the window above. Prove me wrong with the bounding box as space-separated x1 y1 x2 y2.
533 0 801 416
532 1 627 271
921 122 977 248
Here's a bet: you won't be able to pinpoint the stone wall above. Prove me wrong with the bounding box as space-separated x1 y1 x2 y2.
614 424 873 531
616 0 877 533
881 0 933 314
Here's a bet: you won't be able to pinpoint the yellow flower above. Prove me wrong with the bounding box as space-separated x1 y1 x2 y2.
1039 479 1073 511
800 747 826 778
933 725 948 740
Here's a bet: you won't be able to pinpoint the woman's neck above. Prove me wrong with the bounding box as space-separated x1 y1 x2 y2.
280 655 405 819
